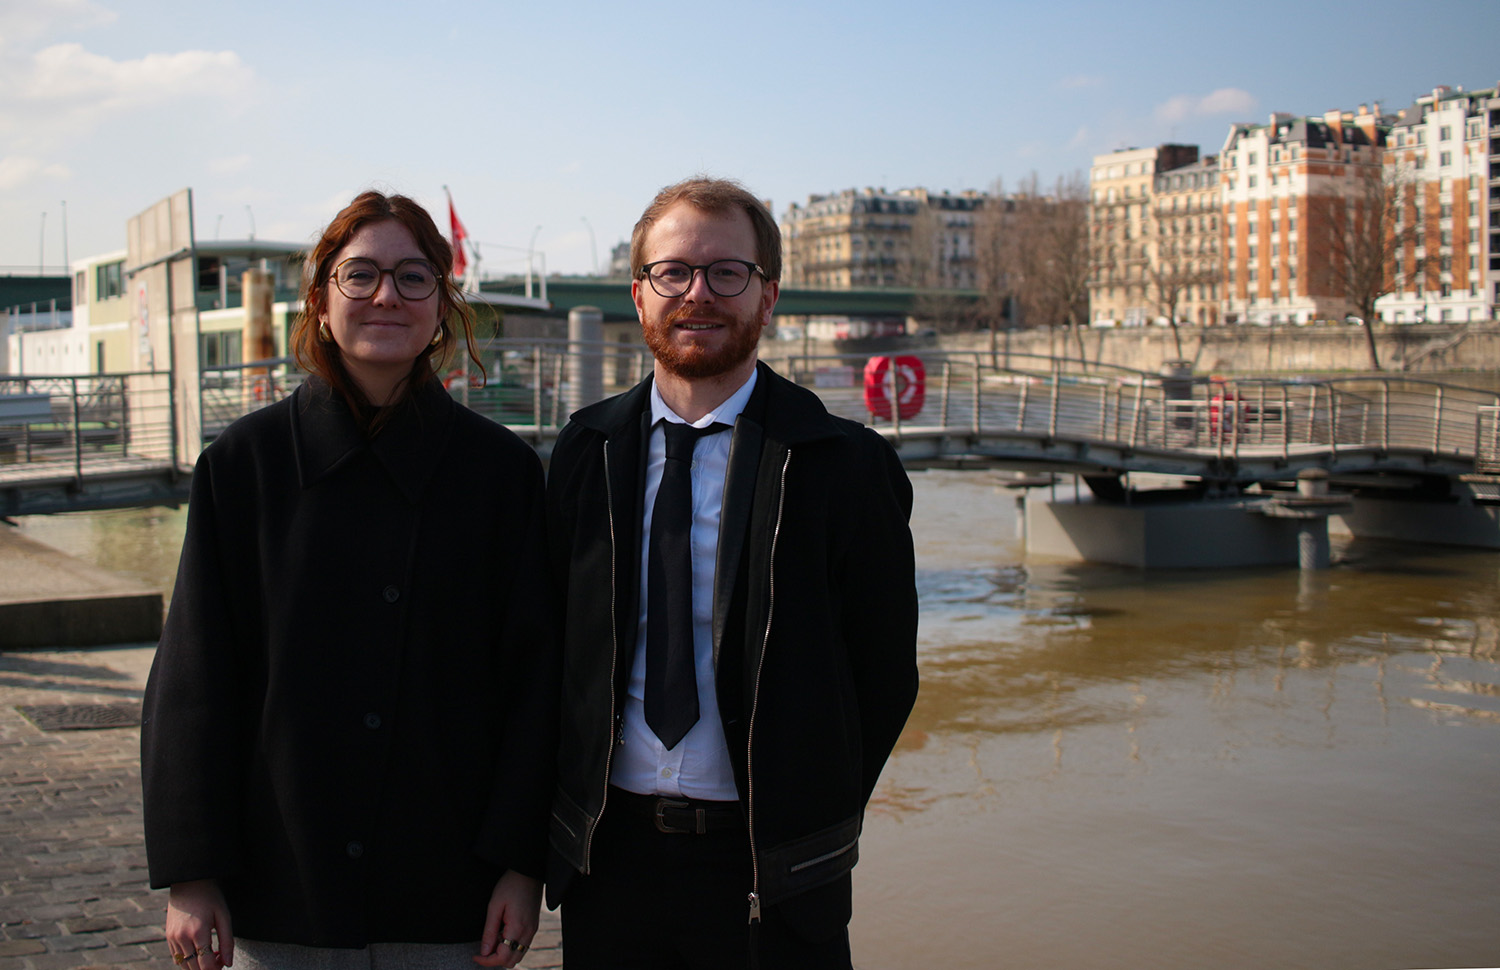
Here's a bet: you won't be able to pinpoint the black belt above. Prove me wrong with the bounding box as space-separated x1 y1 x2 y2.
609 786 744 835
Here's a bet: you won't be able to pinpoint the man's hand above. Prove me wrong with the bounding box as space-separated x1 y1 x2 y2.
473 870 542 967
165 879 233 968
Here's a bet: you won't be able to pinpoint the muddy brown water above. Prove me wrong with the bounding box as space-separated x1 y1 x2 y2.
17 469 1500 970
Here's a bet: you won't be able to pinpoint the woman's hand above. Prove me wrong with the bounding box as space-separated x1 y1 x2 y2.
473 870 541 967
165 879 233 968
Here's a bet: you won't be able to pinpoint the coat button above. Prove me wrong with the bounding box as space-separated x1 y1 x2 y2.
382 585 400 603
364 713 381 730
346 841 364 859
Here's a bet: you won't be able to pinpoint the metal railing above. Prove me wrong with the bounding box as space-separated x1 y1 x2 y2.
0 372 176 481
199 339 658 440
5 345 1496 493
760 348 1500 471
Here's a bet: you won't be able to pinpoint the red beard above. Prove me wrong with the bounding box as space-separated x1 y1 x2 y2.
642 302 763 380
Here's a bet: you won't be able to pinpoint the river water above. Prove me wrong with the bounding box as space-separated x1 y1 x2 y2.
14 471 1500 970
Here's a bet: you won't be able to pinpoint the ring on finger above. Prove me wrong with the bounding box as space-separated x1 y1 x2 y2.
196 945 212 956
499 937 529 954
172 953 187 966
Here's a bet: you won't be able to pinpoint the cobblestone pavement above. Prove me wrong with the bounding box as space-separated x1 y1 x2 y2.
0 645 563 970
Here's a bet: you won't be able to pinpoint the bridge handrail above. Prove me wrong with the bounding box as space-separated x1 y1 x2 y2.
6 344 1497 498
0 370 176 489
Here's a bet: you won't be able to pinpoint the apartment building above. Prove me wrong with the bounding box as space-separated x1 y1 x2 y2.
781 187 985 290
1151 155 1222 326
1221 104 1390 324
1378 83 1499 323
1088 144 1199 325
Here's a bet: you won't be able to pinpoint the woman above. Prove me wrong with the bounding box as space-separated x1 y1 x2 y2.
141 191 555 969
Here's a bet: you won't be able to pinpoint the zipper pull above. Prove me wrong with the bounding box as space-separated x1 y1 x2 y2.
747 892 762 924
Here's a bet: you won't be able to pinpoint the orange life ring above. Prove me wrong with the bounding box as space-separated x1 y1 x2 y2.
863 355 925 420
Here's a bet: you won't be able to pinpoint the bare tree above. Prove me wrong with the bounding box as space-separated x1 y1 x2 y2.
1145 231 1218 358
1321 162 1427 370
973 184 1017 331
1002 173 1096 360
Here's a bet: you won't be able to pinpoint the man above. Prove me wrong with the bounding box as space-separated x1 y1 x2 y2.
546 176 918 968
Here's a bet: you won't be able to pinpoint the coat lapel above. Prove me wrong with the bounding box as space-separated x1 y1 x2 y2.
291 377 453 504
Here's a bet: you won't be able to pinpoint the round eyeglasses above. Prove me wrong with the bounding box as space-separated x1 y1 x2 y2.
639 259 766 299
331 257 440 301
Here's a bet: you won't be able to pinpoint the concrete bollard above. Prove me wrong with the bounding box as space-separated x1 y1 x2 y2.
567 306 604 412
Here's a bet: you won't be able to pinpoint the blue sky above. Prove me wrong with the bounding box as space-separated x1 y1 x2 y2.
2 0 1496 278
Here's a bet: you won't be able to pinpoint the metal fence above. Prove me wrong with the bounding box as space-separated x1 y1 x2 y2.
6 345 1498 489
760 349 1500 469
0 372 176 479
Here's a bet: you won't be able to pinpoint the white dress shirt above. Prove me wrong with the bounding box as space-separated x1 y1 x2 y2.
610 369 759 801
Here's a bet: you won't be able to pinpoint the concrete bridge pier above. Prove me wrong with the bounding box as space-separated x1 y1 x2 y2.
1330 478 1500 549
1025 474 1351 570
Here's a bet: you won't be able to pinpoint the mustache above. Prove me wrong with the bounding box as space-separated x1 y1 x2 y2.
665 305 737 326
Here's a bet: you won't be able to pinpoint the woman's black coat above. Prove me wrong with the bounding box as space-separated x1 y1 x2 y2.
141 378 557 947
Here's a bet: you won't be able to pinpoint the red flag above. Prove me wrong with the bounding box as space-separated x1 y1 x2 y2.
446 188 469 279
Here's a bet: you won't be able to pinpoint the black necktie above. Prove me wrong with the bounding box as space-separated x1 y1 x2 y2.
646 420 729 750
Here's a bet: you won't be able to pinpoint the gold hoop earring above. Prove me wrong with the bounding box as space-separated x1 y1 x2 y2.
318 320 333 343
430 328 443 347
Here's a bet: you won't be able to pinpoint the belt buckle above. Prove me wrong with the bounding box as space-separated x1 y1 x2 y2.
653 798 701 834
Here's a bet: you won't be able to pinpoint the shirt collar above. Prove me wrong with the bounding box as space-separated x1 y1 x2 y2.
648 368 759 430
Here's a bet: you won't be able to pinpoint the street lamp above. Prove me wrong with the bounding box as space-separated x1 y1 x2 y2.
526 225 542 298
581 217 598 276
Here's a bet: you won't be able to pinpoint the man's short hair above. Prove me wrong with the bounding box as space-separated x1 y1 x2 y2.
630 176 781 283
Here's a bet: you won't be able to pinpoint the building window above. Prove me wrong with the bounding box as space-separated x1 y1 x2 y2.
200 331 242 368
1248 175 1258 188
1440 125 1452 141
96 261 124 300
1440 151 1452 167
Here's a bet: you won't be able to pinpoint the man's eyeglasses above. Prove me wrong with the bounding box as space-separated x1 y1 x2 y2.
639 259 766 299
331 257 441 301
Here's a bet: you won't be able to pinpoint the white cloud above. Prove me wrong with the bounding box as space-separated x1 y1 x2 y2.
20 43 252 110
1059 74 1105 90
0 41 253 149
1067 126 1090 149
1154 87 1257 124
0 155 70 190
0 0 116 48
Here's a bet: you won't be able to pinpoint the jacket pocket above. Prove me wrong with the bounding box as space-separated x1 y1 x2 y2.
548 788 593 873
757 814 861 905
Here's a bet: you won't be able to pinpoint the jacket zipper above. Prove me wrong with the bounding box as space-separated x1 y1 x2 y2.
745 449 791 925
582 441 620 874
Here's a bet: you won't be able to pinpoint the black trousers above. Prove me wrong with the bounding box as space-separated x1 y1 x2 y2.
559 790 853 970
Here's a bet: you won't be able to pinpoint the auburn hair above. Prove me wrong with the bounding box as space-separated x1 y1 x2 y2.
293 191 481 428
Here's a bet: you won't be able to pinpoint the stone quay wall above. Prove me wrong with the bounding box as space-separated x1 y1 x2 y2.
771 324 1500 377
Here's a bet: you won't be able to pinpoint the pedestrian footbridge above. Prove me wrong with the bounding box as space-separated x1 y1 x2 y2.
4 344 1498 525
